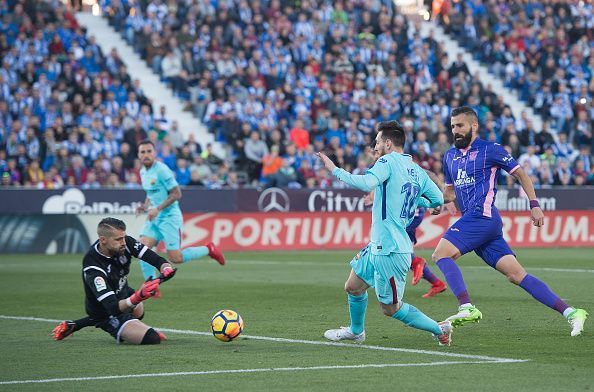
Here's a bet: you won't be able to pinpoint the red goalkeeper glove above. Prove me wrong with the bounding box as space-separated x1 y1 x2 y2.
127 278 160 306
158 265 177 283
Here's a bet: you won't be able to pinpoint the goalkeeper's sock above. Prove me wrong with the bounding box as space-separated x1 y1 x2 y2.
436 257 471 306
392 303 442 335
73 316 95 332
182 246 209 262
422 265 439 284
348 292 368 335
139 260 157 280
519 274 570 315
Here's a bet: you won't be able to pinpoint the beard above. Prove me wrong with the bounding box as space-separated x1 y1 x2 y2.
454 132 472 149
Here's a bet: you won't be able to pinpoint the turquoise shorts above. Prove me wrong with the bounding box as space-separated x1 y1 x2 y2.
140 214 183 250
350 244 411 305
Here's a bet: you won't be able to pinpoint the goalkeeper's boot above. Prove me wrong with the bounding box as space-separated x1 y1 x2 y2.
433 321 453 346
411 256 425 286
422 280 447 298
445 304 483 327
52 321 76 341
207 242 225 265
324 327 366 343
567 308 588 337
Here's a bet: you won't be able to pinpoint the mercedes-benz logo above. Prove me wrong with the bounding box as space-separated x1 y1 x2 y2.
257 188 290 212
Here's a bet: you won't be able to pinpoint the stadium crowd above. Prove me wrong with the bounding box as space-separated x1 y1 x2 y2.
435 0 594 185
1 0 593 190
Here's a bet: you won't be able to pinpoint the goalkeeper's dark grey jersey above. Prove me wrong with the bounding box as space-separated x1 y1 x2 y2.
82 236 165 319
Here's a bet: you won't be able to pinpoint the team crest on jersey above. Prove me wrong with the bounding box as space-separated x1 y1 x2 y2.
118 277 127 292
379 158 387 163
94 277 107 291
469 151 478 161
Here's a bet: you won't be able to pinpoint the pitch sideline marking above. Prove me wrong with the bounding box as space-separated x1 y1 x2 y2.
229 260 594 274
0 315 528 363
0 360 525 385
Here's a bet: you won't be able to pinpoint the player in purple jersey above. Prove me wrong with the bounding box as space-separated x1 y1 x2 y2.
431 106 587 336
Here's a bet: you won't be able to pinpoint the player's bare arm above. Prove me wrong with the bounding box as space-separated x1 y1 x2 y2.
511 167 545 227
317 151 337 172
136 197 150 215
148 186 182 221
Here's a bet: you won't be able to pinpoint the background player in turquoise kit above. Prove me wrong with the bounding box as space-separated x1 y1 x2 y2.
136 140 225 280
432 106 587 336
318 121 452 346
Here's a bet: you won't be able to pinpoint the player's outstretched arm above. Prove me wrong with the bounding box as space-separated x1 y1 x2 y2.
511 168 545 227
317 151 382 192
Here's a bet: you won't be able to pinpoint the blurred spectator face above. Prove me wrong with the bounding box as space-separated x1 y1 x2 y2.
138 142 156 168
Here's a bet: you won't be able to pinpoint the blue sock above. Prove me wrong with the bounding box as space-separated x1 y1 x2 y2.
436 257 471 305
348 292 368 335
422 265 439 284
392 303 441 335
182 246 209 262
139 260 157 280
519 274 570 315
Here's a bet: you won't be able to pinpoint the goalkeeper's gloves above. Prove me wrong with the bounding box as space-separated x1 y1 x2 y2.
127 278 160 306
158 265 177 283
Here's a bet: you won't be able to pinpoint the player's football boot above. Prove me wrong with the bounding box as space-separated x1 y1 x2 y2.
422 280 447 298
52 320 76 340
323 327 366 343
207 242 225 265
157 330 168 341
445 304 483 327
411 256 425 285
567 308 588 337
433 321 452 346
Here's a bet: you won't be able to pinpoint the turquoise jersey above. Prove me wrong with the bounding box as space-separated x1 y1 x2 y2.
333 152 443 255
140 161 181 218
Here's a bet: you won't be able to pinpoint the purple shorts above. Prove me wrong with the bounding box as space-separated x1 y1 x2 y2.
443 211 514 268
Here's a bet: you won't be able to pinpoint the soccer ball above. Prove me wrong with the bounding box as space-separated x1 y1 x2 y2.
211 310 244 342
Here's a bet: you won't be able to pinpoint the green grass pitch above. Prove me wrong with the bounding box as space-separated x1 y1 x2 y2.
0 248 593 391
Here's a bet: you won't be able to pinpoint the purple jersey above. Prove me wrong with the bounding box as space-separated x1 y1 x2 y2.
443 138 519 217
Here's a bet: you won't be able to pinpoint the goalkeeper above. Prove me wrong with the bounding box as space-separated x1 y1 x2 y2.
52 217 176 344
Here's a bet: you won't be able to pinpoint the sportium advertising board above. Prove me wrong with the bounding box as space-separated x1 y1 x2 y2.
177 211 594 251
2 210 591 254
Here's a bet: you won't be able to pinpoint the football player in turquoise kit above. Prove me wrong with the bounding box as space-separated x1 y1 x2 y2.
433 106 587 336
318 121 452 346
135 140 225 280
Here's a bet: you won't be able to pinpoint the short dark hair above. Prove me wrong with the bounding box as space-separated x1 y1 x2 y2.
376 120 406 148
451 106 479 123
97 217 126 237
138 139 155 149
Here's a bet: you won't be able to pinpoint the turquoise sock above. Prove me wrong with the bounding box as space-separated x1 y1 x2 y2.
348 292 368 335
139 260 157 280
392 303 441 335
182 246 209 262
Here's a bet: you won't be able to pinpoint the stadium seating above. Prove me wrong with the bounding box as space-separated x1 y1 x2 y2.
1 0 593 189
